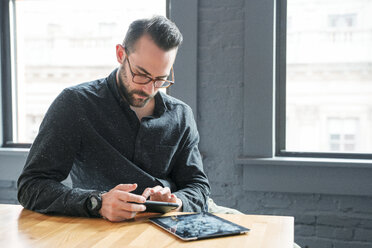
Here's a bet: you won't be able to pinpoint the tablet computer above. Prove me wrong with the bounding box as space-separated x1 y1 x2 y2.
149 212 250 241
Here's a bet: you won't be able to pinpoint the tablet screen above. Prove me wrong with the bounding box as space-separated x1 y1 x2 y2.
149 212 249 241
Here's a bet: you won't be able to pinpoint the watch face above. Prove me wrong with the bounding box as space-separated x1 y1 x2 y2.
90 196 98 210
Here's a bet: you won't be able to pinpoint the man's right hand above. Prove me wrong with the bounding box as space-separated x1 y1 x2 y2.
99 183 146 222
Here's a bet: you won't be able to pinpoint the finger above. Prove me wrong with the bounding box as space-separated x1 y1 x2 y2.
155 187 171 200
143 185 163 198
108 210 137 221
142 188 152 199
151 195 170 202
121 202 146 212
150 185 163 194
170 194 178 203
114 183 138 192
119 210 137 220
116 191 146 203
159 187 171 196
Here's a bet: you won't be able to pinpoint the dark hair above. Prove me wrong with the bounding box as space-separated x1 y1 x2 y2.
123 16 183 54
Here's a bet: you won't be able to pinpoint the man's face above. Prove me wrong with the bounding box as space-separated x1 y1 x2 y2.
116 35 177 108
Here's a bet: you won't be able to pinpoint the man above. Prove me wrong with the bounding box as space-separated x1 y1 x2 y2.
17 16 210 222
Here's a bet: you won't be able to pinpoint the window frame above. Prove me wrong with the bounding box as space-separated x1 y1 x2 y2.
1 0 15 148
0 0 198 181
1 0 31 148
276 0 372 160
1 0 197 148
239 0 372 197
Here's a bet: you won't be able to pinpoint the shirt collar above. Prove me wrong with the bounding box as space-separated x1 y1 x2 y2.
153 91 168 117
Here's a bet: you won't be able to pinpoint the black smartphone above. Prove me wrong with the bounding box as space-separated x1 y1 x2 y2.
144 200 179 213
130 200 179 213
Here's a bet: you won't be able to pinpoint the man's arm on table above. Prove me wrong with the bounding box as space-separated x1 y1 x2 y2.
17 89 95 217
164 106 210 212
17 89 149 220
170 138 211 213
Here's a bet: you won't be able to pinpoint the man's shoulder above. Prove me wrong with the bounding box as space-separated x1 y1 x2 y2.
159 92 193 113
65 77 107 96
50 77 110 112
54 76 112 107
159 93 196 129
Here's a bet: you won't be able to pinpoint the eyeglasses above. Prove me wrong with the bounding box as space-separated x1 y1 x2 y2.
125 55 174 89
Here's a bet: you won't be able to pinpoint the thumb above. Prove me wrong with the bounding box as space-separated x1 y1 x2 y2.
114 183 138 192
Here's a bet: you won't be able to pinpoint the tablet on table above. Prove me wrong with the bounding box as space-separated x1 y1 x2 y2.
149 212 250 241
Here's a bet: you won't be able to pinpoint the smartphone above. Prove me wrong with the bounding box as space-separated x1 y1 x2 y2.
130 200 179 213
144 200 179 213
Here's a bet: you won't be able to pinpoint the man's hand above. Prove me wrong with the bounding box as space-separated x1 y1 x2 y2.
142 186 183 212
99 184 146 222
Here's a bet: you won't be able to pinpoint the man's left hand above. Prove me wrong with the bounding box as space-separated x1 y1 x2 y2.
142 186 182 211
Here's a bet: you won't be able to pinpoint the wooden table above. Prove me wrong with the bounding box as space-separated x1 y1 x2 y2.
0 204 294 248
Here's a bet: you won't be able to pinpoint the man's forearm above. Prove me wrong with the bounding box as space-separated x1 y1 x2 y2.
18 177 94 217
174 183 210 212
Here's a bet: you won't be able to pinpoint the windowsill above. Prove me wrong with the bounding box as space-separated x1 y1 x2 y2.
1 148 371 196
236 156 372 169
236 156 372 196
0 147 29 156
0 148 29 180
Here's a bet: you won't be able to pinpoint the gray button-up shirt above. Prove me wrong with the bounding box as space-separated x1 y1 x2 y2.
17 69 210 217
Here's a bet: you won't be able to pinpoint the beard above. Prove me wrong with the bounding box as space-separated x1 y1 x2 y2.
117 69 153 108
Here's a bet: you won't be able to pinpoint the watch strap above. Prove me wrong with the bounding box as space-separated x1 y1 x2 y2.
87 191 106 217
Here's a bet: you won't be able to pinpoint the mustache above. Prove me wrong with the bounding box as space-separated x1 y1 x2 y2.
131 90 150 98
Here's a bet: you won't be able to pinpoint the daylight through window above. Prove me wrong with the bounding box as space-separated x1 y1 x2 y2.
10 0 166 143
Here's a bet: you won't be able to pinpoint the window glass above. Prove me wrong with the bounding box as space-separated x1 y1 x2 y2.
11 0 166 143
286 0 372 153
327 118 358 152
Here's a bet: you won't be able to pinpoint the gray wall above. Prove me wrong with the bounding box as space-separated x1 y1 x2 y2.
195 1 372 248
1 1 372 248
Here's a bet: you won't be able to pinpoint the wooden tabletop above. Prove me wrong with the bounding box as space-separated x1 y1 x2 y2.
0 204 294 248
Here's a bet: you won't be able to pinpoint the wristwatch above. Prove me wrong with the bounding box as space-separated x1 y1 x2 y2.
86 191 105 217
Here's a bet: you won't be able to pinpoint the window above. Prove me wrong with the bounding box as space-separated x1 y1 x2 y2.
328 14 357 28
240 0 372 196
327 118 358 152
1 0 167 146
283 0 372 157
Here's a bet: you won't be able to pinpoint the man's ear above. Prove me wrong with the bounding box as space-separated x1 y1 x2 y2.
116 44 126 64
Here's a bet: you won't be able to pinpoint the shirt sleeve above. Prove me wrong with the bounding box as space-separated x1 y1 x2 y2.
17 88 94 217
171 107 211 212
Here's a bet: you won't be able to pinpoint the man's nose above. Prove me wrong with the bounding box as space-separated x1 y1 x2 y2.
141 81 155 95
